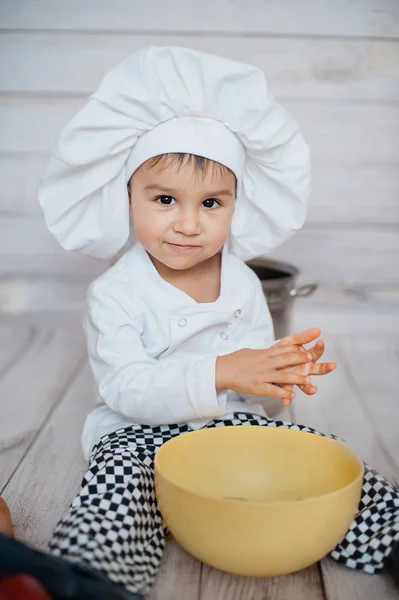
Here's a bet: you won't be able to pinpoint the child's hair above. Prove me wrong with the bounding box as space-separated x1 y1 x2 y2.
146 152 232 180
127 153 236 199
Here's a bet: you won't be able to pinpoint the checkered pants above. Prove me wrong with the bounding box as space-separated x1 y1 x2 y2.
49 413 399 595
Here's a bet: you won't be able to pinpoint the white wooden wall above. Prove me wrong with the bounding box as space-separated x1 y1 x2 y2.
0 0 398 312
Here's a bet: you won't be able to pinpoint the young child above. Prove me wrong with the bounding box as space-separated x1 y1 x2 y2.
1 46 397 599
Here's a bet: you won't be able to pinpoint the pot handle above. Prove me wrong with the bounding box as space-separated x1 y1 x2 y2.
290 284 318 298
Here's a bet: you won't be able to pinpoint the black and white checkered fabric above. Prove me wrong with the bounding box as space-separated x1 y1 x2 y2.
49 413 399 594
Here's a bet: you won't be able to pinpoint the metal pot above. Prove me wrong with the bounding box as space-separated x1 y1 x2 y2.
246 258 317 340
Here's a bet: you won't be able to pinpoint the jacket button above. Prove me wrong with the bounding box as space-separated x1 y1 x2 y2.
220 332 229 340
234 309 241 318
178 318 187 327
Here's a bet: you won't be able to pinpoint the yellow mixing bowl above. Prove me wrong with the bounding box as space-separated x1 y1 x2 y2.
154 426 364 576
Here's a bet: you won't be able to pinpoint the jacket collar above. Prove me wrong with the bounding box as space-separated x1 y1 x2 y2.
131 242 233 310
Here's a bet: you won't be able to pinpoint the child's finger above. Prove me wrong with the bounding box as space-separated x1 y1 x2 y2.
279 328 321 347
280 381 318 396
307 339 325 362
282 397 293 407
258 383 296 401
269 352 313 369
269 344 307 356
308 362 337 376
272 372 312 386
298 384 318 395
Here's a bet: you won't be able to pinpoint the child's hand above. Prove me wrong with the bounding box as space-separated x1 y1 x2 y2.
273 328 337 404
216 345 313 403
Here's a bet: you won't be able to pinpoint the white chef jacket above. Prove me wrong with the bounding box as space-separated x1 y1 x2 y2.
81 242 277 459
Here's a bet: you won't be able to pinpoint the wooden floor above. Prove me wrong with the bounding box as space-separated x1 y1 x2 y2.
1 299 399 599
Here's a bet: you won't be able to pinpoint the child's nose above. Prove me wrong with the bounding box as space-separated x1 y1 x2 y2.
174 210 201 235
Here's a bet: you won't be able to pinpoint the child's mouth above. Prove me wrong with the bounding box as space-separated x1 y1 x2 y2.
166 243 201 252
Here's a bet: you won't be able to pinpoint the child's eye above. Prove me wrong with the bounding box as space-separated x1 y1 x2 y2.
156 196 176 205
202 198 221 209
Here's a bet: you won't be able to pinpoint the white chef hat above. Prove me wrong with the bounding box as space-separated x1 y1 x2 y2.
38 45 311 262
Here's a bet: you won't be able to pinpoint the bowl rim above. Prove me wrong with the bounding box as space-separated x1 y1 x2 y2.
154 426 365 507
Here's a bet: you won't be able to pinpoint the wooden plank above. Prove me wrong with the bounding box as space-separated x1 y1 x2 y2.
0 216 106 277
0 153 47 214
199 564 323 599
292 285 399 314
309 164 399 225
337 337 399 477
292 296 399 336
0 320 34 374
0 278 92 313
0 324 86 490
0 255 104 278
0 96 85 154
0 215 77 256
2 157 399 226
1 0 398 38
2 277 399 339
1 363 91 548
147 537 201 600
1 33 398 102
0 313 83 331
1 98 398 165
321 556 399 600
271 225 399 287
7 214 399 283
290 335 399 599
283 102 399 167
4 216 399 287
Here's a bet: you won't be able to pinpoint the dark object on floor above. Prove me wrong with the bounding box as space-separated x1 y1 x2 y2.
0 574 52 600
0 534 144 600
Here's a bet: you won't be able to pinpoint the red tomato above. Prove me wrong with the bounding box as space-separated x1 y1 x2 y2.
0 574 52 600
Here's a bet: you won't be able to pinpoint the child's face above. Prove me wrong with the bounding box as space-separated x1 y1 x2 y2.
128 158 236 271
